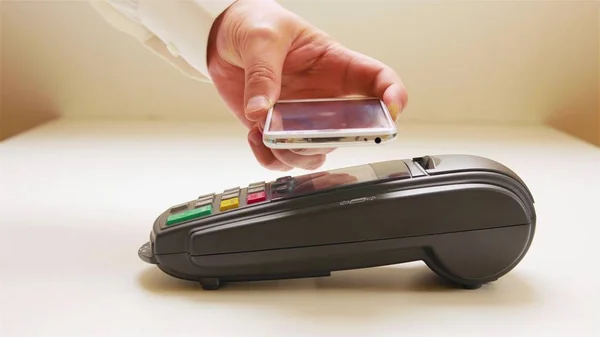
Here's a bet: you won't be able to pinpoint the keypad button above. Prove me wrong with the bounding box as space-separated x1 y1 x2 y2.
194 199 212 208
247 191 266 204
221 188 240 201
166 205 212 226
169 203 189 214
247 186 264 194
221 191 239 200
249 181 265 187
275 176 292 183
198 193 215 200
274 184 293 193
220 197 239 211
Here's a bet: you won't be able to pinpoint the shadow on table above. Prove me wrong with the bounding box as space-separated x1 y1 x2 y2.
137 262 539 316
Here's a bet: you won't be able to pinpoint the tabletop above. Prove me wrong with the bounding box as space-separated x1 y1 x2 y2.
1 119 599 337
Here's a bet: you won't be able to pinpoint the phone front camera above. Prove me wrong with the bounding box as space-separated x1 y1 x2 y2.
374 137 381 144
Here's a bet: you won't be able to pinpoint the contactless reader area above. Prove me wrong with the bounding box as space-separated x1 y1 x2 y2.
141 155 536 291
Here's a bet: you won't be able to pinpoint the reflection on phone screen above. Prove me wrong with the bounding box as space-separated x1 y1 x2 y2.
269 98 392 132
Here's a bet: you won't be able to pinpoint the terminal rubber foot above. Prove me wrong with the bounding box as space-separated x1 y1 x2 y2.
200 278 221 290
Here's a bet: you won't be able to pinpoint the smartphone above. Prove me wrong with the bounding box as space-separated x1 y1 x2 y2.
262 97 397 149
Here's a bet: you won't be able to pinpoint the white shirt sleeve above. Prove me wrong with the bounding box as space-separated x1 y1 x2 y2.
89 0 237 83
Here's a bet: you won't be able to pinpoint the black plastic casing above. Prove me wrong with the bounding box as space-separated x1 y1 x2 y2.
138 154 536 290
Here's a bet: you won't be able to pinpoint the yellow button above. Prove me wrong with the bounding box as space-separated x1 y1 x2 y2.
219 197 239 211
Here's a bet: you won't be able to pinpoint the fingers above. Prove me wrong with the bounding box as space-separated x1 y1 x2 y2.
272 149 326 170
342 49 408 120
378 76 407 122
241 27 291 122
257 111 335 162
247 126 328 171
247 127 292 171
290 148 335 155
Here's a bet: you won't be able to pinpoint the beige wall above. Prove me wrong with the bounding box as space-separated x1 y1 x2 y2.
1 41 60 140
1 0 599 144
544 1 600 147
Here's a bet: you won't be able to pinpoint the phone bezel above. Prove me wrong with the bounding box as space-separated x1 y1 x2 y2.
262 132 397 149
262 97 397 139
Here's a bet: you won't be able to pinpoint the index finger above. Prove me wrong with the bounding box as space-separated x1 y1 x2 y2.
341 49 408 120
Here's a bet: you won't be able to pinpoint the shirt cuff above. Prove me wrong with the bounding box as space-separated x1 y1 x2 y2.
137 0 237 79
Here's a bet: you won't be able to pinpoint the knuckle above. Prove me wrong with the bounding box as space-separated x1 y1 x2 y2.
260 156 288 171
247 24 280 42
307 155 326 170
246 63 278 83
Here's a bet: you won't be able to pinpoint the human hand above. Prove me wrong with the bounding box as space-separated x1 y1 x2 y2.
207 0 407 171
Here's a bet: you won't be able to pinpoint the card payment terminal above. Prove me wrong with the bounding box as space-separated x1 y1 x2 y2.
138 154 536 290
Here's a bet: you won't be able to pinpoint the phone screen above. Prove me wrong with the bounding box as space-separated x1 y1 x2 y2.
266 98 393 132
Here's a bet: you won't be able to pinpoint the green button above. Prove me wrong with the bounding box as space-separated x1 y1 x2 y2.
166 204 212 226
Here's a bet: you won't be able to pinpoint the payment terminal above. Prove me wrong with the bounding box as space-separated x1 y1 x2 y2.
138 154 536 290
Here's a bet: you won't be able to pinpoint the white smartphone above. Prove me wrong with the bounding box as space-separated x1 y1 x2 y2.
262 97 397 149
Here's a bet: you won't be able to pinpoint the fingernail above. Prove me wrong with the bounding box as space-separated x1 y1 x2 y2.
248 130 262 145
388 103 401 121
246 96 270 114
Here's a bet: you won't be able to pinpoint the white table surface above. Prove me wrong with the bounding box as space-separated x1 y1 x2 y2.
1 119 599 337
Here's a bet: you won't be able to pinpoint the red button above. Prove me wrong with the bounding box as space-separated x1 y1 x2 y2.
247 191 266 204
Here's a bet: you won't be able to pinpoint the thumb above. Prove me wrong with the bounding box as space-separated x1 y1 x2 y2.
242 31 289 122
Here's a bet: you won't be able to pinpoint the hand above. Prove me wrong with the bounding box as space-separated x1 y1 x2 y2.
207 0 407 171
